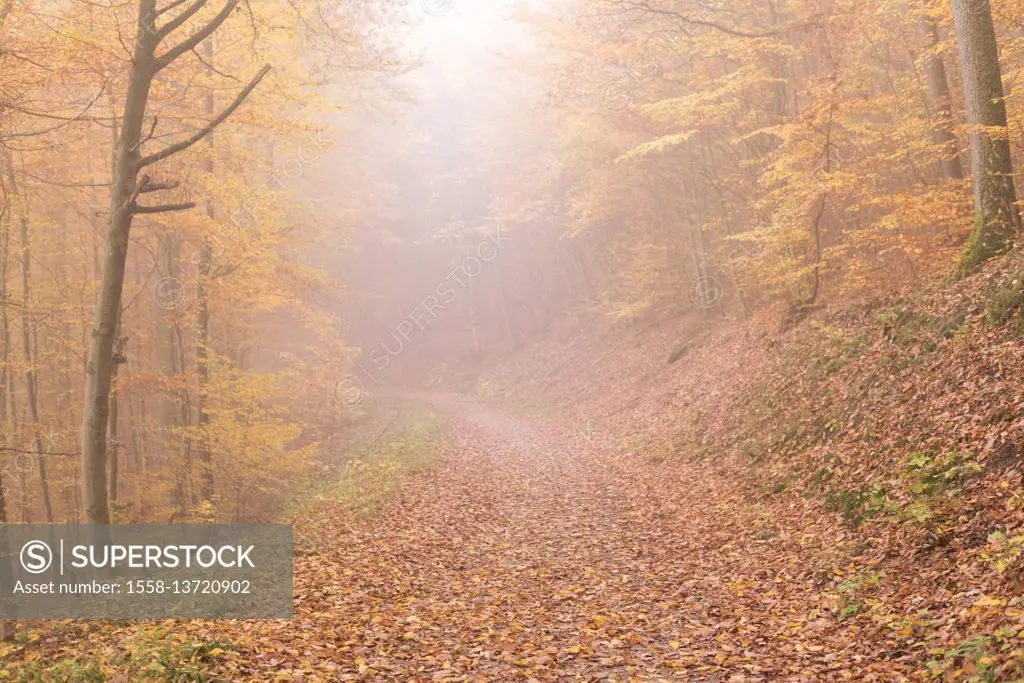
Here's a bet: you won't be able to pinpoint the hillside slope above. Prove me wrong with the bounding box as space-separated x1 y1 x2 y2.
476 258 1024 680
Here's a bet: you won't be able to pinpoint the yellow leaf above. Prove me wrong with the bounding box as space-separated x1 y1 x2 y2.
974 595 1006 608
669 641 680 650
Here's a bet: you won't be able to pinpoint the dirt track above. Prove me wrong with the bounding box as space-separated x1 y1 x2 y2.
242 398 915 681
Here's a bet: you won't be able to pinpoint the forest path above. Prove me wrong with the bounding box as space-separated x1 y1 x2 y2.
245 397 886 682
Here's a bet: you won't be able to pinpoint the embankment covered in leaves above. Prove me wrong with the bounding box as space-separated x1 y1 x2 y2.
477 256 1024 678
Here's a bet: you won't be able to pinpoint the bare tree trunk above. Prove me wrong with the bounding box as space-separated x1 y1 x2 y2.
806 194 827 307
156 231 191 515
2 153 23 527
107 393 118 505
128 260 145 481
129 256 144 477
0 191 8 636
156 233 182 421
0 153 10 530
688 225 720 317
196 39 216 508
766 0 788 121
6 158 53 522
9 382 23 523
82 0 158 524
108 304 123 506
468 290 482 355
92 37 161 519
28 322 52 522
174 324 192 518
921 19 965 181
0 452 6 526
23 211 53 523
497 266 514 352
102 102 123 509
196 254 212 503
951 0 1021 270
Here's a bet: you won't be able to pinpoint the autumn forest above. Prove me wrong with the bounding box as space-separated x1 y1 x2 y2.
3 0 1024 679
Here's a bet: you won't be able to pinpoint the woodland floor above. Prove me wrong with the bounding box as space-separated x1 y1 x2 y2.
216 395 923 682
5 378 1021 681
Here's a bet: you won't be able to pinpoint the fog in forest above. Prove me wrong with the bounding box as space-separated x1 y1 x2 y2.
4 0 1024 677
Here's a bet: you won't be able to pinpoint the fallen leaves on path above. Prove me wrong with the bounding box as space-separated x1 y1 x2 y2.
233 399 932 681
7 358 1023 680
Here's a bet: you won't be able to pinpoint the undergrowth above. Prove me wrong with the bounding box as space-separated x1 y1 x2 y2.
1 625 238 682
290 403 444 523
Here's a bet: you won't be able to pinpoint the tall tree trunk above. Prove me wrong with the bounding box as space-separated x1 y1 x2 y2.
196 243 212 500
0 225 8 645
0 154 9 531
156 233 182 421
129 255 145 476
102 92 122 509
81 0 158 524
951 0 1021 270
921 19 965 181
467 278 482 355
156 231 192 516
81 0 263 524
8 376 22 523
6 157 53 522
496 257 514 352
21 192 53 523
173 323 192 519
196 39 215 508
766 0 788 122
2 153 22 526
107 304 123 506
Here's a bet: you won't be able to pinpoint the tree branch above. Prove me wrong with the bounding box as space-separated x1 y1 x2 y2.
139 63 271 167
130 201 197 214
155 0 239 70
0 447 77 457
155 0 192 15
602 0 782 39
156 0 208 41
138 177 180 193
